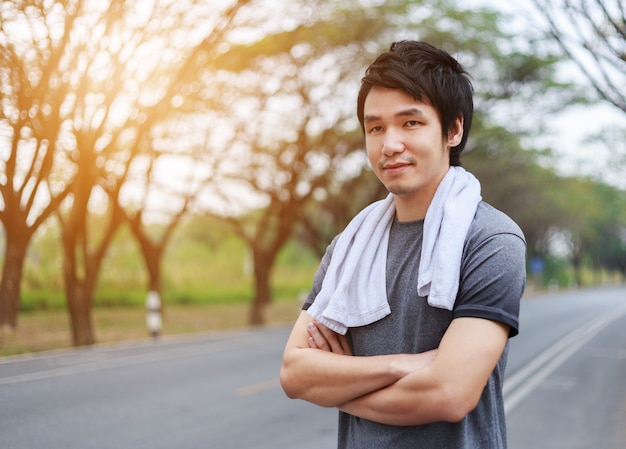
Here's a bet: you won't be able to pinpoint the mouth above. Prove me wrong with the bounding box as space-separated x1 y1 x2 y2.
382 160 412 174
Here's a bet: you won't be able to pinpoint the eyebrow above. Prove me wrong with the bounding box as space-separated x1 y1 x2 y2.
363 107 425 123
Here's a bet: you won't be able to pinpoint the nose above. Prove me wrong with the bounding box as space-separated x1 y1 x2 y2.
382 129 405 156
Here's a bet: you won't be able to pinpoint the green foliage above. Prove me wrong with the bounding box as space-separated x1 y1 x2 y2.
539 255 575 289
20 290 66 311
18 216 319 310
22 224 64 291
99 225 148 292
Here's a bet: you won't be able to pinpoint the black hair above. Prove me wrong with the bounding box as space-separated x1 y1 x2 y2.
356 41 473 166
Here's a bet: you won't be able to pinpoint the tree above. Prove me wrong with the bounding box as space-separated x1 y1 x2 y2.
531 176 626 286
298 169 388 259
576 182 626 283
0 2 74 331
463 121 565 258
0 0 251 344
528 0 626 114
201 1 415 325
58 0 251 346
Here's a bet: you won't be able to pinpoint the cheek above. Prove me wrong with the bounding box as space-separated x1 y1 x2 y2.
365 141 379 163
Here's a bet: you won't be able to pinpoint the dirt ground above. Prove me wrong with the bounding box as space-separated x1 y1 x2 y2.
0 301 301 357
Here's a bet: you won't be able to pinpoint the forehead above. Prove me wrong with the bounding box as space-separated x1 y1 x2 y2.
363 86 435 118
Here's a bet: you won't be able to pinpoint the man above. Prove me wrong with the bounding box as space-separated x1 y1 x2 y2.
280 41 526 449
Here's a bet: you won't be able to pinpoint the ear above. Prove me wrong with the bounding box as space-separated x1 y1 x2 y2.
447 116 464 148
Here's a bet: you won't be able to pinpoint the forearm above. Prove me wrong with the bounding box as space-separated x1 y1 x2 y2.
338 366 457 425
280 311 435 407
280 346 405 407
339 318 511 426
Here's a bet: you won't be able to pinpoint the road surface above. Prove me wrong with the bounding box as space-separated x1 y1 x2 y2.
1 286 625 448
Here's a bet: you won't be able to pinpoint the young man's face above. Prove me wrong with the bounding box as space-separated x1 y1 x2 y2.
363 86 462 218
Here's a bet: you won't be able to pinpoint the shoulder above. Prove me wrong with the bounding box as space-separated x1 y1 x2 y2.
464 201 526 266
468 201 525 246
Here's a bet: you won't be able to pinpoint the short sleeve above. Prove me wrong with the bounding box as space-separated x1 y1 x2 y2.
453 231 527 337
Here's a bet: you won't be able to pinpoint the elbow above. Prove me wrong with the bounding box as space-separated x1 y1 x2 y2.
437 385 481 423
280 361 337 407
279 363 300 399
280 356 311 400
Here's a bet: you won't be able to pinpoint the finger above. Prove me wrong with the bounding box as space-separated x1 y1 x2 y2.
337 334 352 356
313 321 345 354
307 322 330 351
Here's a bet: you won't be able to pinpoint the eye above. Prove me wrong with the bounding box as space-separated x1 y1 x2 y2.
368 125 384 134
404 120 419 128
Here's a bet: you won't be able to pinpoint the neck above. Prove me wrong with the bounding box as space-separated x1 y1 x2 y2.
392 174 444 222
393 194 431 222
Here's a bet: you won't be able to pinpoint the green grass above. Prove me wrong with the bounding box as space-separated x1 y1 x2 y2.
18 219 318 310
3 217 318 356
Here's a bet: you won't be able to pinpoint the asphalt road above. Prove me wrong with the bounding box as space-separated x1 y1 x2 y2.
506 286 626 449
1 285 625 449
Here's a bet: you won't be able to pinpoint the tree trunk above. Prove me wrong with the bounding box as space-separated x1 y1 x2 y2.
571 251 583 287
60 211 97 346
66 281 96 346
0 231 29 331
249 250 273 326
62 243 97 346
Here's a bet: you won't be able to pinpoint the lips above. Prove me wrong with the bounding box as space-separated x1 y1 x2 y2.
382 160 413 172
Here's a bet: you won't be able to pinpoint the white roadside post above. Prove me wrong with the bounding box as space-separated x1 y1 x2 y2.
146 291 162 339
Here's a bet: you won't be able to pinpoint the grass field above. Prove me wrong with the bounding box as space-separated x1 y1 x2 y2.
1 218 318 357
0 300 302 357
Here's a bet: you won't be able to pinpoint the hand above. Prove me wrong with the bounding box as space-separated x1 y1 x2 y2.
307 321 352 356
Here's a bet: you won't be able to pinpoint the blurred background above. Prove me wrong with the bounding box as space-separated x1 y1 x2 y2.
1 0 625 353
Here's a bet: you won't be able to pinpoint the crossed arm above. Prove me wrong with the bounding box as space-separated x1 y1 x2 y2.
279 310 509 425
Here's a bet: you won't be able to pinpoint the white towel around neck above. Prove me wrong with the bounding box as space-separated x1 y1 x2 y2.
306 166 482 334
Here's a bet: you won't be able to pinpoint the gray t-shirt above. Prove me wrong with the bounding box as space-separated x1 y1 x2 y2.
303 201 526 449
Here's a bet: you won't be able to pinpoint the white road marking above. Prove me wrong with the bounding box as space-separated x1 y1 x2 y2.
503 301 626 414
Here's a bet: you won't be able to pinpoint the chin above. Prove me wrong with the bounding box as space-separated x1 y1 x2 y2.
384 180 420 196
